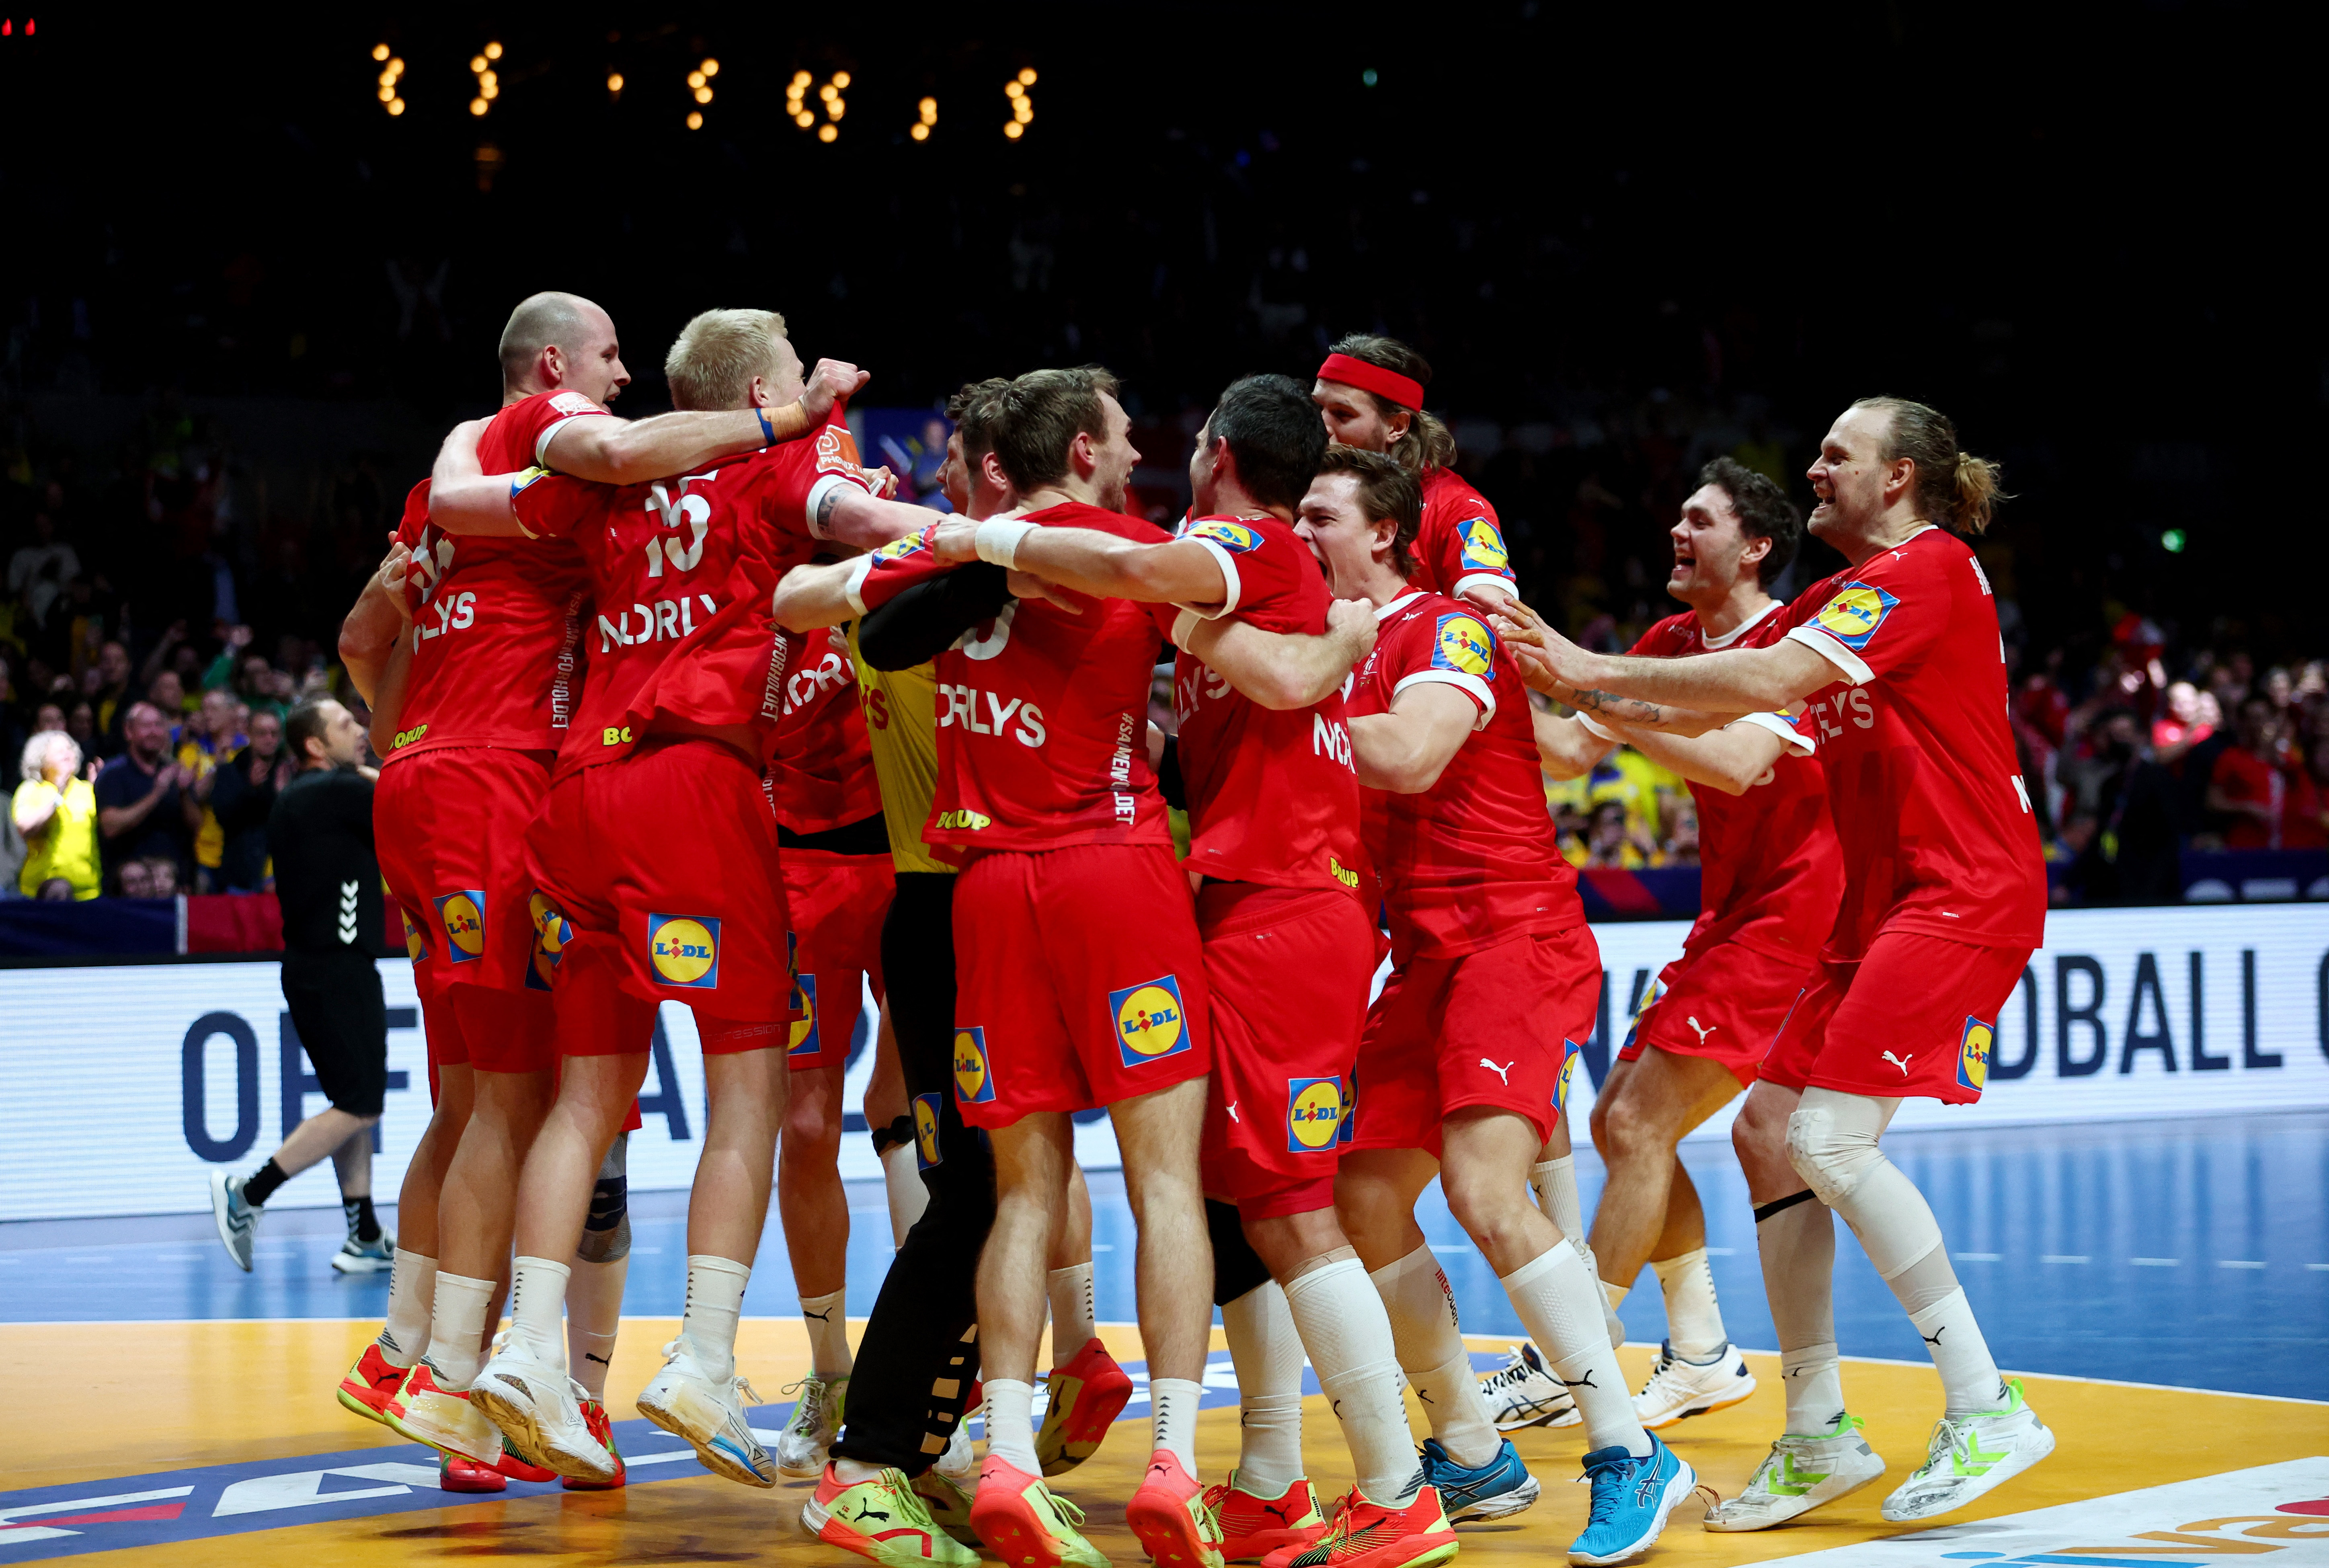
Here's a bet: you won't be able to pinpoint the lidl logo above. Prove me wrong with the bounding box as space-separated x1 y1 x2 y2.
789 974 822 1055
1621 976 1666 1054
1111 975 1191 1067
1190 519 1264 554
648 913 721 989
953 1026 996 1104
1458 517 1510 572
1337 1073 1357 1144
1958 1015 1994 1092
1432 613 1495 678
1286 1077 1344 1152
872 528 932 563
1811 582 1899 651
1554 1038 1583 1114
913 1092 944 1169
434 891 486 963
525 891 572 992
401 909 426 963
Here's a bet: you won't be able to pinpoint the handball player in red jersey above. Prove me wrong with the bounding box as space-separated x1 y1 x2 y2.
764 622 896 1476
333 291 862 1487
1501 397 2053 1529
1297 446 1694 1567
927 378 1454 1568
1506 460 1840 1438
420 308 924 1489
1310 335 1517 610
845 368 1221 1568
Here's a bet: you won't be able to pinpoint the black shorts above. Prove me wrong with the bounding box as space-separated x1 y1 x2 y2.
282 949 388 1117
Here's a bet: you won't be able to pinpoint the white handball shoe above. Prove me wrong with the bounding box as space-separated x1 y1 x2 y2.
470 1341 620 1486
776 1373 848 1478
209 1170 258 1272
1633 1340 1758 1429
1703 1415 1887 1531
1881 1378 2055 1522
636 1340 779 1488
1481 1343 1579 1430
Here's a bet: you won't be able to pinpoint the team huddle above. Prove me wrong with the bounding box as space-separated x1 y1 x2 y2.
242 291 2052 1568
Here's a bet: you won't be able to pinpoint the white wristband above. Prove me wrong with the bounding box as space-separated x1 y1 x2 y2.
974 517 1036 570
1575 712 1620 742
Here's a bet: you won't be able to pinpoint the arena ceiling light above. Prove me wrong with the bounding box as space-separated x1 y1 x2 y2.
911 96 937 141
372 43 405 116
468 40 501 117
1004 67 1035 139
789 69 846 142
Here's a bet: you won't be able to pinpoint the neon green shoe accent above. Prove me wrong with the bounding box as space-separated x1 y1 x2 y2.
1770 1451 1831 1497
1970 1377 2028 1420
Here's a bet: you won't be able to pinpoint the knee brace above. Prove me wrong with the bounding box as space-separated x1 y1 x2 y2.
1209 1198 1274 1307
1784 1094 1886 1208
869 1114 915 1160
577 1133 632 1263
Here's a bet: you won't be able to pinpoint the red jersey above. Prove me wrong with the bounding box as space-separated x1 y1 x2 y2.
1626 605 1841 962
2211 746 2326 850
1411 468 1518 605
386 390 601 764
1164 516 1365 896
1777 526 2047 957
767 624 883 835
503 408 878 780
858 501 1176 854
1348 590 1579 961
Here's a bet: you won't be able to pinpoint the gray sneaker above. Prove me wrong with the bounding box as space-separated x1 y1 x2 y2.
209 1170 258 1271
332 1231 397 1275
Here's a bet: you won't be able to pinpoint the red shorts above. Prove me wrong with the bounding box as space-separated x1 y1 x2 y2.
1348 926 1601 1158
1196 883 1378 1219
1759 930 2034 1105
526 739 796 1049
1619 939 1820 1087
376 748 556 1072
950 844 1212 1129
782 850 896 1071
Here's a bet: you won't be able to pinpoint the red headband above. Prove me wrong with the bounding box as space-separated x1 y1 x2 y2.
1317 353 1424 412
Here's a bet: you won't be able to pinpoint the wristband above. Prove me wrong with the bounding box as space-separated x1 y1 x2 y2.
975 517 1037 570
1575 712 1620 742
755 404 777 445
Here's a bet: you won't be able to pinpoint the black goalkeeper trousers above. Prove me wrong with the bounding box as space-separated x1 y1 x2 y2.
829 870 997 1474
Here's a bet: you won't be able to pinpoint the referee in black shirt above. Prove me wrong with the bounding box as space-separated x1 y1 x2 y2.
206 698 400 1274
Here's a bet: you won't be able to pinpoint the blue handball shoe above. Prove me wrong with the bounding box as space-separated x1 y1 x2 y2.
1418 1435 1540 1522
1570 1433 1695 1566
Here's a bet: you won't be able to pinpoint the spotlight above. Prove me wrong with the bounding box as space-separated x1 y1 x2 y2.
470 98 488 116
910 123 928 140
1004 121 1023 139
701 57 718 76
818 122 837 142
484 41 501 59
687 111 703 129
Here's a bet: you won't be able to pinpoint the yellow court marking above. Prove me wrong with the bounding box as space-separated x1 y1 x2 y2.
3 1320 2323 1567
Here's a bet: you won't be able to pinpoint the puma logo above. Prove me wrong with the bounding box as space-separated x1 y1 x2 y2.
1686 1016 1717 1044
1558 1372 1598 1390
855 1506 892 1523
585 1352 611 1367
1226 1103 1239 1123
1882 1051 1914 1075
804 1307 835 1322
1480 1059 1514 1085
1923 1326 1945 1347
1262 1502 1293 1523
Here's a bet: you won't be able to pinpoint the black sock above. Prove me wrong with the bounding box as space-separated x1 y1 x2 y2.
343 1195 381 1243
242 1158 289 1207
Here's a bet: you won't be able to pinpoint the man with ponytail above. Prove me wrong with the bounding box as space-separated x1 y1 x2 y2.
1496 397 2053 1531
1312 336 1519 609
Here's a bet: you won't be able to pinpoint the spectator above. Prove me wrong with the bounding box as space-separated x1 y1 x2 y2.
64 700 97 761
179 687 244 889
210 707 289 891
94 701 205 891
148 669 190 723
88 639 133 755
6 512 80 630
13 730 101 900
2152 680 2214 763
2207 695 2329 850
2058 709 2183 905
117 857 158 898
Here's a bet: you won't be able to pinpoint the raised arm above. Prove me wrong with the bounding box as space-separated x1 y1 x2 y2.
339 538 415 705
1174 599 1377 712
1491 598 1802 731
1590 713 1805 797
539 361 869 484
1348 682 1482 794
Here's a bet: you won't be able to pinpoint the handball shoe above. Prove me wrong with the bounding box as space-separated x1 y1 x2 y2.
1569 1435 1693 1566
1205 1470 1326 1562
337 1341 406 1427
805 1463 981 1568
1260 1484 1456 1568
470 1342 618 1486
967 1452 1110 1568
777 1373 848 1478
1480 1344 1577 1432
1128 1450 1225 1568
562 1399 627 1491
208 1171 258 1272
1037 1338 1134 1476
1418 1438 1538 1523
636 1341 778 1488
1880 1379 2054 1522
1703 1416 1885 1531
384 1360 503 1465
1632 1341 1757 1429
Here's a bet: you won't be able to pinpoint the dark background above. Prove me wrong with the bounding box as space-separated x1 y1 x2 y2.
0 2 2319 669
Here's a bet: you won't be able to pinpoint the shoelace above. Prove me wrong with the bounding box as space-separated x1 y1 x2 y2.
1922 1414 1981 1475
780 1377 824 1431
1580 1452 1645 1528
1480 1350 1537 1392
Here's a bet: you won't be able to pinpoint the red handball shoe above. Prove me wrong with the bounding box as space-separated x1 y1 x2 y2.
491 1443 557 1484
439 1453 508 1494
1128 1450 1225 1568
1034 1337 1135 1476
966 1451 1109 1568
1205 1471 1328 1563
1257 1484 1457 1568
562 1400 628 1491
337 1341 406 1428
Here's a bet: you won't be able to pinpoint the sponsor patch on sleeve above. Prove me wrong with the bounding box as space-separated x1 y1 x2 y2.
1809 582 1899 651
1431 612 1496 677
1457 516 1510 571
1189 519 1264 553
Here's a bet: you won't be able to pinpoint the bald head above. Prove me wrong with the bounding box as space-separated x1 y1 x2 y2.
497 291 629 405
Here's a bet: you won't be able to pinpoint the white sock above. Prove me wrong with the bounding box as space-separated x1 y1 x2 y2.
985 1377 1041 1474
1222 1282 1305 1494
678 1254 751 1383
1910 1288 2008 1416
1285 1258 1414 1504
1602 1282 1630 1311
1500 1246 1650 1458
1651 1248 1728 1361
1149 1376 1202 1477
567 1255 627 1402
381 1249 436 1369
1047 1262 1096 1356
1756 1194 1843 1435
421 1270 497 1390
1781 1342 1846 1436
801 1288 853 1380
1368 1242 1500 1467
881 1142 928 1247
1530 1156 1583 1242
508 1256 570 1367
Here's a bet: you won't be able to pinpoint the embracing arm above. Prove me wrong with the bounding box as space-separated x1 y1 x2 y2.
339 541 414 705
538 361 869 483
1176 599 1377 712
1596 714 1801 797
969 525 1229 610
367 635 415 752
1347 682 1481 794
1533 706 1616 780
857 564 1016 671
1490 597 1823 728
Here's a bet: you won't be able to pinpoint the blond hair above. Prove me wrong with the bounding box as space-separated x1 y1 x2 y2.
20 730 79 786
1853 396 2010 536
664 308 790 412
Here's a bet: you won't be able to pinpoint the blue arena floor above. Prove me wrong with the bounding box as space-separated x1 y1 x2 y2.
2 1110 2322 1402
